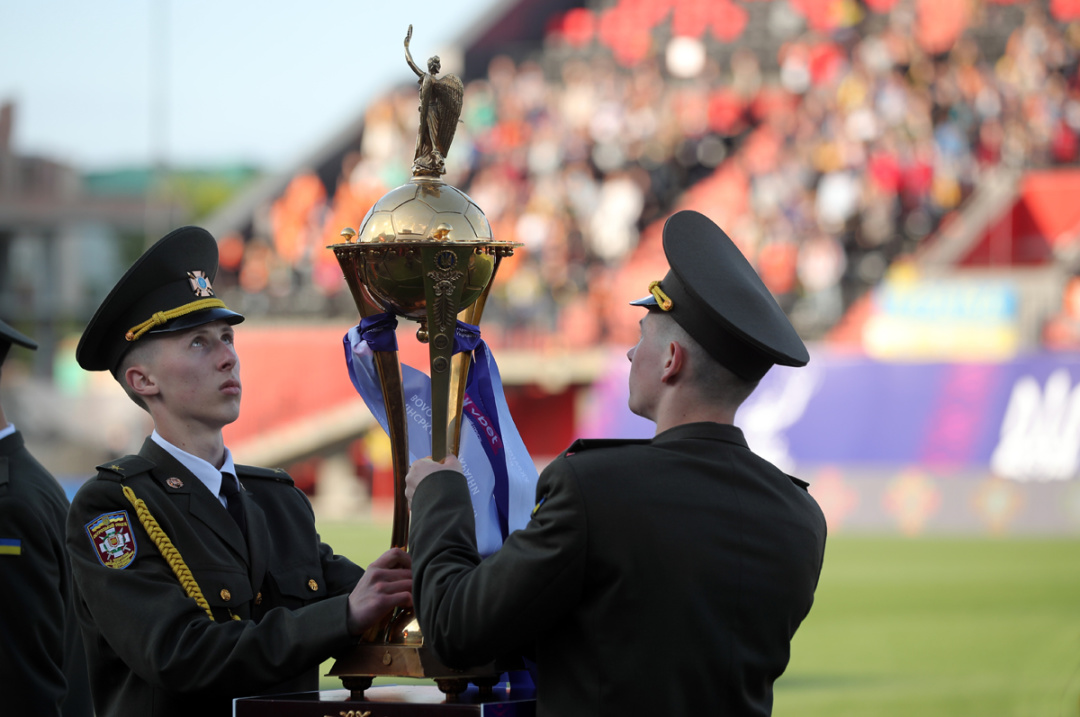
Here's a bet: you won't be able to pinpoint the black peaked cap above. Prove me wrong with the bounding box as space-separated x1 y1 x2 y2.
77 226 243 374
0 318 37 364
631 210 808 382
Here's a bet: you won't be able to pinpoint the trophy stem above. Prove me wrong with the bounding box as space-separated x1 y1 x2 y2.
421 246 472 463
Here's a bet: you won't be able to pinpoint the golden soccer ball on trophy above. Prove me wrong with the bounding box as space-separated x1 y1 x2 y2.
338 178 501 324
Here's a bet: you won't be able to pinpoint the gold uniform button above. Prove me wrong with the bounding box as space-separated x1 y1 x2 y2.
254 592 263 605
220 589 231 602
307 579 318 592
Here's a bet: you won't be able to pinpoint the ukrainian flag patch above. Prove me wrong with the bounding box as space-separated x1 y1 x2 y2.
0 538 22 555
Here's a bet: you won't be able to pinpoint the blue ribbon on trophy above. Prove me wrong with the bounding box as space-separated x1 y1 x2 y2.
343 314 538 556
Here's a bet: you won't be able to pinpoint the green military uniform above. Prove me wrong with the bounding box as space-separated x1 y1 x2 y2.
0 320 92 716
66 438 363 716
410 211 827 716
0 430 94 717
69 226 367 715
412 424 826 716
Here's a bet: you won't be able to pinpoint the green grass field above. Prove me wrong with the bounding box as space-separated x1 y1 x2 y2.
777 537 1080 716
316 521 1080 715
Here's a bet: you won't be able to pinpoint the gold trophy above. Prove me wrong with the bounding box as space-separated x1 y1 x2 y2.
325 26 520 700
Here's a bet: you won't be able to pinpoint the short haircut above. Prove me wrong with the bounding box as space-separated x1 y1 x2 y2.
114 337 161 413
652 311 760 410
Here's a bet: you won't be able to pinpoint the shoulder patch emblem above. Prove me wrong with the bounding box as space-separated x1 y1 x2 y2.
86 511 137 569
0 538 22 555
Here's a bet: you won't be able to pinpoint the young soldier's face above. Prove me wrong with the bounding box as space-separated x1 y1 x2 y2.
142 320 242 429
626 311 663 421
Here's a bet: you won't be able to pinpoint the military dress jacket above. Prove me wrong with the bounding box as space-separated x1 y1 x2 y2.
0 430 93 717
411 422 828 717
66 437 364 717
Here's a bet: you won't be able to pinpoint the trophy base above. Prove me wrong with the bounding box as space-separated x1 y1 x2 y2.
235 684 536 716
328 643 510 701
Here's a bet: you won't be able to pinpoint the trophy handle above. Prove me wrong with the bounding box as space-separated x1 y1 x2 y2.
371 350 411 550
345 269 412 551
448 250 505 455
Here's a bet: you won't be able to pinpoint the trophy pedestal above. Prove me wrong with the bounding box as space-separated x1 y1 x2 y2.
328 643 507 700
234 684 536 716
326 608 515 699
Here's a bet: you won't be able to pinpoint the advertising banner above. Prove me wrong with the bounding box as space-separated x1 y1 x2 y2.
580 348 1080 535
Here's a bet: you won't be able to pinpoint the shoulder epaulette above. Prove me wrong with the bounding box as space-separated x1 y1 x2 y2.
95 455 156 482
788 474 810 490
564 437 651 456
235 464 294 485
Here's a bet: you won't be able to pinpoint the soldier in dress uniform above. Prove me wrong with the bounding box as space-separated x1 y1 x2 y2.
67 226 413 717
0 321 93 716
406 210 828 716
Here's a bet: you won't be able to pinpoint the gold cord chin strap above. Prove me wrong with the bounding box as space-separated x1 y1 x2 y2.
648 280 673 311
125 298 229 342
122 485 240 621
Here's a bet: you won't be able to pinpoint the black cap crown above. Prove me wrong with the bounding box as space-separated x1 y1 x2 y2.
631 210 808 382
77 226 243 374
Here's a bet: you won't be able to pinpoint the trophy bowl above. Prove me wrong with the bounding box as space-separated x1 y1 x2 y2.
334 178 503 321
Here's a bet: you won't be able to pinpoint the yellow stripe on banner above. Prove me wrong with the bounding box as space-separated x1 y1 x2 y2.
0 545 22 555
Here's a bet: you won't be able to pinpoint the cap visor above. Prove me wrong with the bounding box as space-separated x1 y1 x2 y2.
629 295 658 307
148 307 245 335
0 320 38 351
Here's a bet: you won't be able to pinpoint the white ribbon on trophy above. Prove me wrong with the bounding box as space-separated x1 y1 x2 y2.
344 322 539 556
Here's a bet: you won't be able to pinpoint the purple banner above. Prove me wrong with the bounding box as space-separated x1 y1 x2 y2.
582 347 1080 478
579 348 1080 535
746 351 1080 480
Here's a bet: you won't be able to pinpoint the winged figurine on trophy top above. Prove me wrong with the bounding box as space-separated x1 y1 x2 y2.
405 24 464 178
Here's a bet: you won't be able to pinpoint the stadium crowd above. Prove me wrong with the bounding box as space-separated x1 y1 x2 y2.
217 0 1080 349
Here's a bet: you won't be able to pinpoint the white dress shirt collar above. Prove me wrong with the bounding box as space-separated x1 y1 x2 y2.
150 430 238 507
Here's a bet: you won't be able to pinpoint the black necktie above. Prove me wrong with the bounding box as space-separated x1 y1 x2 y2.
219 474 247 534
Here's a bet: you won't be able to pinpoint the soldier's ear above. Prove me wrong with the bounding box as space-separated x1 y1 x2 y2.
660 341 687 384
125 364 160 399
